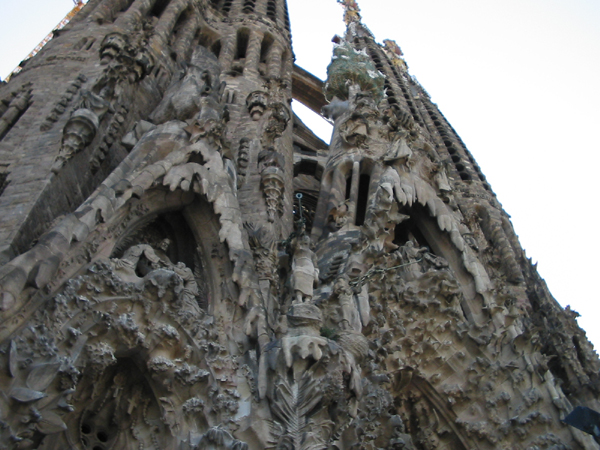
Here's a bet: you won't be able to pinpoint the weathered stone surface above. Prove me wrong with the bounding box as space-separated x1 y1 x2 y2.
0 0 598 449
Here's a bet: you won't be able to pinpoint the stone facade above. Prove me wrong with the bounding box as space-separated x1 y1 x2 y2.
0 0 598 449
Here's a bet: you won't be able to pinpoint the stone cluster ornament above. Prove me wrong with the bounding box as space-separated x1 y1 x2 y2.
258 148 285 222
52 30 154 173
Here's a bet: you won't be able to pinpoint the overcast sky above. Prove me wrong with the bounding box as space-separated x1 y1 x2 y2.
1 0 600 348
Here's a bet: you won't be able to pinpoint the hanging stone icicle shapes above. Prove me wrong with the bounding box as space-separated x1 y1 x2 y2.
53 32 154 173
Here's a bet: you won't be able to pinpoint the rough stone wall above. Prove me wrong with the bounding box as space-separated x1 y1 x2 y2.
0 0 598 449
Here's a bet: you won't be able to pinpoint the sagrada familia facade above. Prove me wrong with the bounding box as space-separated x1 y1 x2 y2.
0 0 598 448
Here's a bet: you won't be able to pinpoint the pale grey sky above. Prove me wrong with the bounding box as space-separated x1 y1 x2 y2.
1 0 600 348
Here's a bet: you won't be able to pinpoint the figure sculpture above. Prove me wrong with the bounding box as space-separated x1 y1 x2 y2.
113 238 172 279
291 234 319 304
334 274 361 332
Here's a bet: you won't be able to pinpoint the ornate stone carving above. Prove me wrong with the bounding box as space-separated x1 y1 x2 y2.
52 107 102 173
246 90 268 120
262 102 290 148
0 2 597 449
236 138 251 187
52 30 154 173
151 64 219 124
364 181 409 251
291 234 319 304
258 148 285 222
324 39 384 103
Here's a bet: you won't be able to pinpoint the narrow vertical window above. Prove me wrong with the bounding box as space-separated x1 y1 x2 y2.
150 0 170 18
260 34 274 64
344 174 352 202
242 0 256 13
266 0 276 21
0 165 9 197
236 28 250 60
355 174 370 226
209 40 221 58
221 0 233 15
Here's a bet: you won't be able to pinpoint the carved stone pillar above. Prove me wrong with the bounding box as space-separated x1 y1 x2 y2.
149 0 190 50
266 43 283 78
244 30 264 75
172 13 199 62
113 0 159 32
88 0 132 24
218 35 237 72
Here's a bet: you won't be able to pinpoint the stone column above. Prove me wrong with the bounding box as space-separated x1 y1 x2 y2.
149 0 190 50
218 34 237 72
244 30 264 75
88 0 132 24
172 14 199 63
113 0 160 32
267 43 283 78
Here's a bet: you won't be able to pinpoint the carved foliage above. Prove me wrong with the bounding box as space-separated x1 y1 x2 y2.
0 251 241 449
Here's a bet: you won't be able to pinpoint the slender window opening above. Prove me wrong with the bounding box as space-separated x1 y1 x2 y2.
211 40 222 58
221 0 233 15
0 165 9 197
150 0 170 18
355 174 370 226
344 174 352 202
236 29 250 60
260 34 274 64
266 0 277 21
242 0 256 13
282 0 291 33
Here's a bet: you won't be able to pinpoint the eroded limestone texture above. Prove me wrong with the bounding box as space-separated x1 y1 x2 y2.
0 0 598 449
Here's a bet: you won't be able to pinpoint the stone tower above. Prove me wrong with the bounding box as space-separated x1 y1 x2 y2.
0 0 598 448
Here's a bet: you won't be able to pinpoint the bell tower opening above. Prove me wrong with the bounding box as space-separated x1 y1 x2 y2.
355 173 370 226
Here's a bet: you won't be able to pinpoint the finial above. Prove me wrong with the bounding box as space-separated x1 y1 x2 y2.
383 39 408 71
324 40 385 102
337 0 362 25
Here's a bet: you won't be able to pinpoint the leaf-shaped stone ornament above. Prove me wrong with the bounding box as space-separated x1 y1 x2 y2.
10 388 47 403
26 362 61 391
37 410 68 435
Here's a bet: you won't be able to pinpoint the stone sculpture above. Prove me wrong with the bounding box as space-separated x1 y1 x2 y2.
0 0 598 449
291 234 319 304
